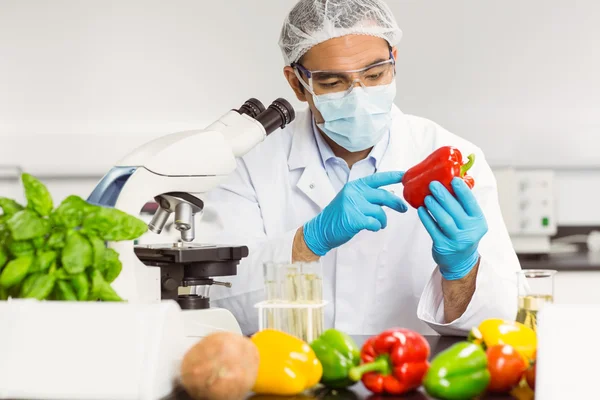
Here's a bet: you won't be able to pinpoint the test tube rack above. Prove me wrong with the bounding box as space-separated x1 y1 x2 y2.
254 300 328 343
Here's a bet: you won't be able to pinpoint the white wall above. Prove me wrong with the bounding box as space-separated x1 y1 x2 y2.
1 0 599 224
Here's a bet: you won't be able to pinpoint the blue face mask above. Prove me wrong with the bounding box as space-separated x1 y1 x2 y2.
313 81 396 152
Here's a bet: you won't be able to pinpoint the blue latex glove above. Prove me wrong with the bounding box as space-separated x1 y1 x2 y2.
417 177 488 280
303 171 408 256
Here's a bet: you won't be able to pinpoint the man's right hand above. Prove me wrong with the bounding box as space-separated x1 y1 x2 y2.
301 171 408 257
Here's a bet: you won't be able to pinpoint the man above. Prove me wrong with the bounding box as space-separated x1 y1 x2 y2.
198 0 521 336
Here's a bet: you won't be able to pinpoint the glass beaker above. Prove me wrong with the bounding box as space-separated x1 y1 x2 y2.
516 269 556 332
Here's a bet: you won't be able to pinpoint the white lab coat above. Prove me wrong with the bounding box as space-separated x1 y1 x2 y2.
196 105 521 336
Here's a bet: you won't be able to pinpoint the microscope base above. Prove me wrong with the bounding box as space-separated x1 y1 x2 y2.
181 307 243 350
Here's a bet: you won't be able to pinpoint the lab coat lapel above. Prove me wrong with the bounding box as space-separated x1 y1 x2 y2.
288 110 336 210
296 163 336 210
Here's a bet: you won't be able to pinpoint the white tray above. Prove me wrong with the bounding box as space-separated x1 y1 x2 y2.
0 299 187 400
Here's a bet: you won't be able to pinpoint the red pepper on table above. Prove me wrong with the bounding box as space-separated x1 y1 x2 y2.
347 328 430 395
402 146 475 209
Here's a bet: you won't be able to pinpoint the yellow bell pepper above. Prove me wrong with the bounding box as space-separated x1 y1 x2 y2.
251 329 323 396
468 319 537 363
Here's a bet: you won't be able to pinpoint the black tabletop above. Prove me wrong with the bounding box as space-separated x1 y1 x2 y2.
167 335 525 400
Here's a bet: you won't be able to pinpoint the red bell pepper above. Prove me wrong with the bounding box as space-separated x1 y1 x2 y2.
402 146 475 209
348 328 430 395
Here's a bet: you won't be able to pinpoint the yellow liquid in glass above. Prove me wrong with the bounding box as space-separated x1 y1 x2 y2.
516 294 553 332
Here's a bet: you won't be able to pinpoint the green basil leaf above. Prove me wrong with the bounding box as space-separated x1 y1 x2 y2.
56 280 78 301
103 248 122 284
0 197 24 216
8 240 35 257
23 274 56 300
53 268 69 280
0 247 7 270
29 250 57 273
61 232 92 274
48 260 57 274
51 195 95 228
33 237 46 249
6 210 51 241
0 219 9 235
82 207 147 241
21 173 53 217
88 235 106 270
20 272 42 297
0 285 7 300
46 229 66 250
0 255 33 288
0 224 10 251
70 272 90 301
90 268 122 302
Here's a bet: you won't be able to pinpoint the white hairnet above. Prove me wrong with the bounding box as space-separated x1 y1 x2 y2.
278 0 402 65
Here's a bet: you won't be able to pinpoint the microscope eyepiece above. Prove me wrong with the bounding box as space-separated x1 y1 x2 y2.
236 98 266 119
255 98 296 135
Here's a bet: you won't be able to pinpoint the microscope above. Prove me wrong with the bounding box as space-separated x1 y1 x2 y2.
87 98 295 335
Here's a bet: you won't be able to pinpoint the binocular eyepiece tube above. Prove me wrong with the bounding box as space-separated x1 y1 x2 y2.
236 98 296 135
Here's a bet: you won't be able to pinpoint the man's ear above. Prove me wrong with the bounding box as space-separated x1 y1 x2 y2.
283 66 307 102
391 46 398 61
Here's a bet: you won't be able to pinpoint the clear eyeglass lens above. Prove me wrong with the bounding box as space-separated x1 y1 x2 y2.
311 61 395 95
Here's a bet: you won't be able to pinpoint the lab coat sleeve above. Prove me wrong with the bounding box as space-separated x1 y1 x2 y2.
195 157 297 334
416 151 521 336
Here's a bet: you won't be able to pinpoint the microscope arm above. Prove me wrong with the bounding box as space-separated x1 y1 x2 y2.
116 99 294 178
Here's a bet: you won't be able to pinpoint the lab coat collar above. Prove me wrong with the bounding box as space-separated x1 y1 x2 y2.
287 108 397 171
311 117 389 171
287 108 319 171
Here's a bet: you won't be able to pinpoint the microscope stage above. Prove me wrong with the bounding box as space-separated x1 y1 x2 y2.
134 243 249 281
134 243 249 263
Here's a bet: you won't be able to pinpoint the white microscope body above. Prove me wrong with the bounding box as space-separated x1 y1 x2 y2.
88 98 295 341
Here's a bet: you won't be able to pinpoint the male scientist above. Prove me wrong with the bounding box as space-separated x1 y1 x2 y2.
200 0 521 336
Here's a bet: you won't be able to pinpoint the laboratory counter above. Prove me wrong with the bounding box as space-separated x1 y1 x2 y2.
519 251 600 271
166 335 522 400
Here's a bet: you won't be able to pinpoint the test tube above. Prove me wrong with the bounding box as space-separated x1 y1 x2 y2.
263 262 280 330
302 261 324 341
285 263 305 340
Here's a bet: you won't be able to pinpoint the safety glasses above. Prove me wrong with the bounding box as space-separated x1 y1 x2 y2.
292 51 396 97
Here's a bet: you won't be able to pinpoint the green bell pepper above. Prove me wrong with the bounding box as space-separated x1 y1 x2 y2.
423 341 490 400
310 329 360 388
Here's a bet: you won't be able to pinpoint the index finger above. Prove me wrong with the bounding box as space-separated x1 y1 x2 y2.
451 178 483 217
363 188 408 213
361 171 405 188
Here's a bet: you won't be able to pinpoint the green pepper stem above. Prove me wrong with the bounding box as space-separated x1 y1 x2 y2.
460 154 476 177
348 357 390 381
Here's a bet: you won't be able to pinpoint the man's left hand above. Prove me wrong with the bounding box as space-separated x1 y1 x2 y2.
417 177 488 280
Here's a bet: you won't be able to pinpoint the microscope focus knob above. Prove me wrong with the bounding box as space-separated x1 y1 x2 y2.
162 277 179 292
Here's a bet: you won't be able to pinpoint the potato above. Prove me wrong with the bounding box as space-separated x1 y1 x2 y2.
181 332 260 400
